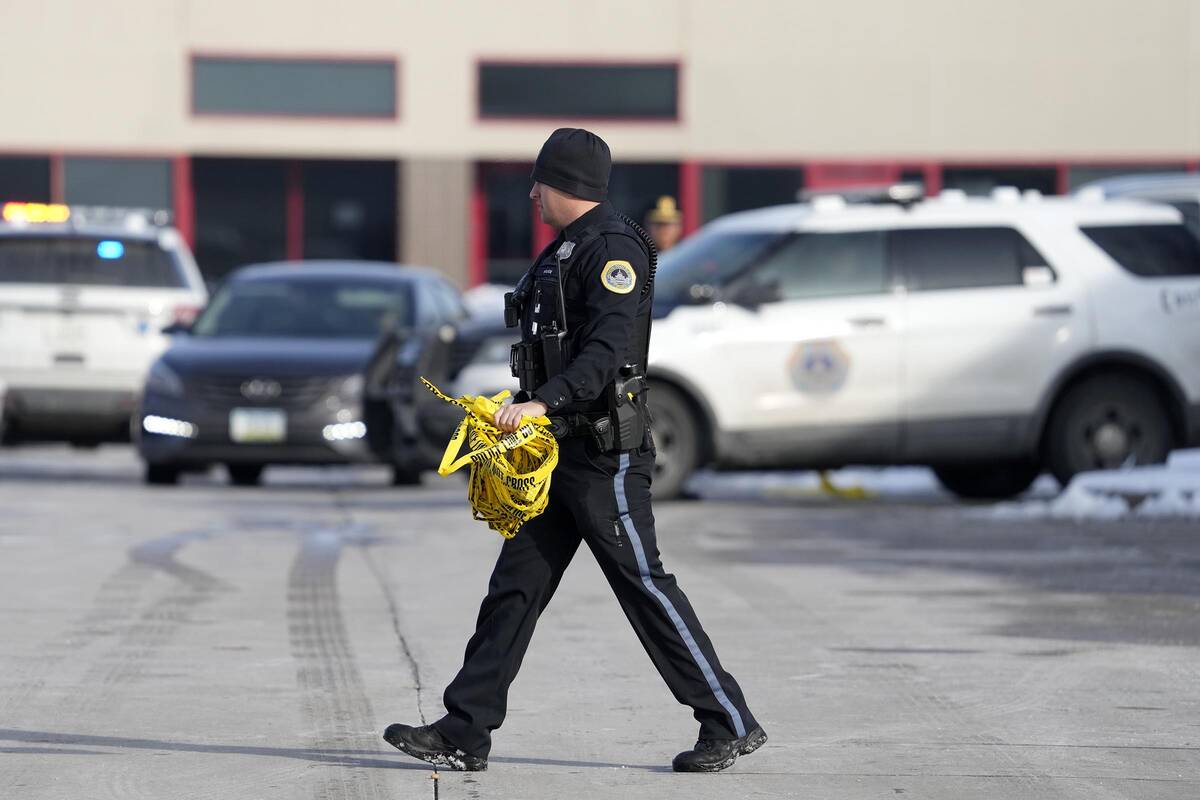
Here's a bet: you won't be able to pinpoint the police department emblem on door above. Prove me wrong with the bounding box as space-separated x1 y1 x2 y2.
601 260 636 294
788 340 849 394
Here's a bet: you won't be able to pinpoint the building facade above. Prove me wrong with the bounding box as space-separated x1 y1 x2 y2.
3 0 1198 286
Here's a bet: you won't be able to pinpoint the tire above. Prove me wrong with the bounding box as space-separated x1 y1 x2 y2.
1044 374 1172 486
391 466 422 486
227 463 265 487
933 461 1041 500
646 383 701 500
144 463 181 486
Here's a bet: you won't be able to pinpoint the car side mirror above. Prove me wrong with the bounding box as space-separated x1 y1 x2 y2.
723 281 778 310
1022 266 1055 288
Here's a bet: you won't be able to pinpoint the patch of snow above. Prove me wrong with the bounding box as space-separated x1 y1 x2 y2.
985 449 1200 521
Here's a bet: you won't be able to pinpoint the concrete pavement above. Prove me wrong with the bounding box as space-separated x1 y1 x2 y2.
1 446 1198 799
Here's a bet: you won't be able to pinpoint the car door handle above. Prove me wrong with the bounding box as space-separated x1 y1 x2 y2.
1033 304 1073 317
847 316 886 327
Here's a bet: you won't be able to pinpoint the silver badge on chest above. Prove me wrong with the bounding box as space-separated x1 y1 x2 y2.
555 241 576 260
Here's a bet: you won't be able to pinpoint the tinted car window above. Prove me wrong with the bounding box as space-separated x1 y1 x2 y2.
0 236 185 288
733 231 887 302
1166 201 1200 239
1082 223 1200 278
192 278 412 339
655 228 786 303
891 227 1047 292
430 280 465 322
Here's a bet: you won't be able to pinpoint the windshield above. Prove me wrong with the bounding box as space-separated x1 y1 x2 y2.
654 228 786 302
0 235 185 288
192 278 412 339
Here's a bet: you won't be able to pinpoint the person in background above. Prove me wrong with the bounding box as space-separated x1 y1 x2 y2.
644 195 684 253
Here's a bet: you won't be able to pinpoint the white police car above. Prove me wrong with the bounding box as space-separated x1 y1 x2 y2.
646 187 1200 499
0 203 207 445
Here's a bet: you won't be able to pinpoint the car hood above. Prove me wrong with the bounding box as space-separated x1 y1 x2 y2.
161 337 379 377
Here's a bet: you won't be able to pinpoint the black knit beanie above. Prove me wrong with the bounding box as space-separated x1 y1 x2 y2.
530 128 611 202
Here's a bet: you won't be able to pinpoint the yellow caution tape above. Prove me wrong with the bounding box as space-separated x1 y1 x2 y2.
817 470 874 500
421 378 559 539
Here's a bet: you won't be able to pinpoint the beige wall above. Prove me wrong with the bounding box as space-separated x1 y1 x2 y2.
400 159 471 285
1 0 1197 161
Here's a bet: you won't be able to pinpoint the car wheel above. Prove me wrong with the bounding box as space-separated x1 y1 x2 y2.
1045 374 1171 486
145 463 181 486
227 463 265 487
933 461 1041 500
391 466 423 486
647 383 701 500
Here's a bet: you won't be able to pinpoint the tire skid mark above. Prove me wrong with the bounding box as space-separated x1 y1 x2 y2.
288 527 389 800
74 529 231 707
330 488 429 728
3 528 226 716
2 527 228 794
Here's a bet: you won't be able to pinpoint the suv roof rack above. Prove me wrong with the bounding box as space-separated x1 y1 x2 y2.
799 181 925 209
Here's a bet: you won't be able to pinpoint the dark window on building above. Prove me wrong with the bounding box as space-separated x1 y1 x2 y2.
302 160 397 261
0 236 184 288
478 63 677 119
64 157 172 209
701 167 804 222
734 231 888 303
1081 224 1200 277
193 158 287 282
609 163 679 223
891 227 1047 292
942 167 1057 196
193 57 396 117
0 157 51 203
482 164 534 284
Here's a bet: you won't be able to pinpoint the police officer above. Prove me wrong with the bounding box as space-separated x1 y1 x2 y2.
644 194 685 252
384 128 764 773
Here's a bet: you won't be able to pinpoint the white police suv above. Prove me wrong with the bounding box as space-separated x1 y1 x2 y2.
0 202 207 445
646 187 1200 499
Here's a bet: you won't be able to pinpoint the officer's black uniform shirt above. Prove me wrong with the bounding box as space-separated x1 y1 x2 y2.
525 202 651 416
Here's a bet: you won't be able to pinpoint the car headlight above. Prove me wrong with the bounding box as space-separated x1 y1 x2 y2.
471 335 517 367
145 360 184 398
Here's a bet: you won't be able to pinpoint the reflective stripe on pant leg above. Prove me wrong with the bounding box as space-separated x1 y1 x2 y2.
613 452 747 738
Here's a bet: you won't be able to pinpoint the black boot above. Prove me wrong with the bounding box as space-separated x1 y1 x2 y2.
671 726 767 773
383 723 488 771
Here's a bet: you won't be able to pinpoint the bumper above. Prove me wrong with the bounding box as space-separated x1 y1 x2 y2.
136 393 374 467
4 386 138 438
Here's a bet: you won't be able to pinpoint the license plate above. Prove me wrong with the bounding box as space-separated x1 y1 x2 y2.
230 408 286 443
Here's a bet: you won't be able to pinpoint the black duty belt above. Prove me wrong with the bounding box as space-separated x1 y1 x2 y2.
547 413 605 441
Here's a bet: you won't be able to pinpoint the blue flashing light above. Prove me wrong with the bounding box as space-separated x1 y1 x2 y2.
97 240 125 260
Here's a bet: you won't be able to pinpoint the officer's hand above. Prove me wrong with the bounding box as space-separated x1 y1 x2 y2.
495 400 549 433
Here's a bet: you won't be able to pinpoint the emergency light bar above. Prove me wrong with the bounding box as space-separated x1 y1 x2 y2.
2 202 70 223
1 202 172 229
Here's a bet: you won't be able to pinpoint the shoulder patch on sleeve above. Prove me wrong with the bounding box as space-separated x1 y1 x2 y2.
600 260 636 294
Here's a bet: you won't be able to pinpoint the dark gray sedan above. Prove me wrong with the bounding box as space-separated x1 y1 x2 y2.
136 261 463 486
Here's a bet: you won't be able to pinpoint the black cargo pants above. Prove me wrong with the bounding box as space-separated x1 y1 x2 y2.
432 436 757 758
